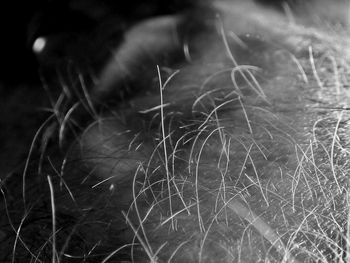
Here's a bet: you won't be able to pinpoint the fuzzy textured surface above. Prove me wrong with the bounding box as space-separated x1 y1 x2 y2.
2 1 350 262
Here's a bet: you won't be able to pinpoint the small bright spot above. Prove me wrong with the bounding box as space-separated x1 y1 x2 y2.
109 184 116 192
32 37 47 54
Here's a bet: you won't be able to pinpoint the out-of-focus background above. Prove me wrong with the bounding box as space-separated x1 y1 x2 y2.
0 0 290 177
0 0 292 85
0 0 204 177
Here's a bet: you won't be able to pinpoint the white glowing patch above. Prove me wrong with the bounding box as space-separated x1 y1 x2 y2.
32 37 47 54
